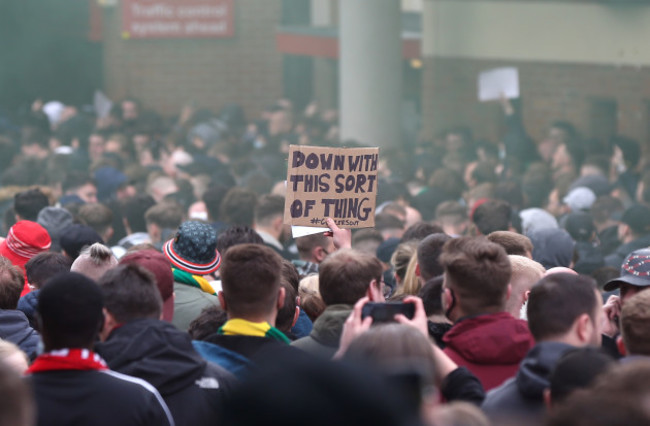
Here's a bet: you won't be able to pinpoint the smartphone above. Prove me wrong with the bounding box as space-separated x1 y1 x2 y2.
361 302 415 323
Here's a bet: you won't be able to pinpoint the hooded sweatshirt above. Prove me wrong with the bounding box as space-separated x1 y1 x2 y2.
481 341 573 422
443 312 535 391
96 318 235 425
0 309 40 361
291 304 352 359
527 228 575 269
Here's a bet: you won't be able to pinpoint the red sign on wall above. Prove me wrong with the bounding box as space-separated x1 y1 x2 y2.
122 0 234 39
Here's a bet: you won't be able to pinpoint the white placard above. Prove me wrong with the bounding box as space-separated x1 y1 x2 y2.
478 67 519 102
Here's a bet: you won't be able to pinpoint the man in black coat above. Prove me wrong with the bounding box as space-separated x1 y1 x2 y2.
95 263 235 425
26 272 174 426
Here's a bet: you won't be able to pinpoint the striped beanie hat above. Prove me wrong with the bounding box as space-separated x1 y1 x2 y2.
0 220 51 269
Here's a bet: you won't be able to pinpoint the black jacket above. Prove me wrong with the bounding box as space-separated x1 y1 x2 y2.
605 234 650 268
0 309 40 360
29 369 174 426
481 341 573 423
96 319 235 426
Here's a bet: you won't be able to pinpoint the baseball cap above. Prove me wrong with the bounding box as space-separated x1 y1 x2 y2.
564 212 596 242
563 187 596 212
604 248 650 291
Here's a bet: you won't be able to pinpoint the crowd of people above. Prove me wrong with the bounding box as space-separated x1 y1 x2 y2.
0 94 649 425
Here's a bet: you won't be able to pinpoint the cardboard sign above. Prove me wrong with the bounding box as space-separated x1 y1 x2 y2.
122 0 234 39
284 145 379 229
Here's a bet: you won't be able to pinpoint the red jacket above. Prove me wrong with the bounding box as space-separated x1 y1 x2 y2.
443 312 534 391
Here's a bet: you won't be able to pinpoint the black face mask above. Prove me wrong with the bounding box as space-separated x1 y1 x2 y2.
445 288 456 321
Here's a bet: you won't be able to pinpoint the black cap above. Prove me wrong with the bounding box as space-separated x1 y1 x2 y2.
604 248 650 291
620 205 650 235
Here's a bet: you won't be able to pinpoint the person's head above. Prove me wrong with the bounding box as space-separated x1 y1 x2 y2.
254 194 286 238
0 220 51 272
603 248 650 304
188 306 228 341
77 202 114 243
343 323 438 413
431 402 491 426
119 249 174 321
439 236 511 320
219 244 285 324
98 264 162 340
202 184 231 222
216 225 263 254
486 231 533 258
59 224 103 260
220 187 258 227
418 276 445 319
36 207 73 253
296 232 335 264
24 252 72 290
121 194 156 234
400 222 443 243
620 290 650 356
352 229 384 257
0 258 24 310
163 220 221 276
70 243 118 282
618 204 650 243
590 195 623 227
416 233 452 282
319 249 384 306
527 273 602 346
390 241 417 286
13 188 49 222
275 281 299 333
37 272 104 350
506 255 545 318
528 228 575 270
0 357 33 426
546 347 614 408
0 340 29 375
434 201 468 237
144 201 184 244
62 171 97 204
472 199 512 235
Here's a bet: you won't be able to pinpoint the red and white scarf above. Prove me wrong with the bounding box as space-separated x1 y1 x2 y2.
26 348 108 374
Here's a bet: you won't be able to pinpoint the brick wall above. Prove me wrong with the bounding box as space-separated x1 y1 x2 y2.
102 0 283 119
423 57 650 148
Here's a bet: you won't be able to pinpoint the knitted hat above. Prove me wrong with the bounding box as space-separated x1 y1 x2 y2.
163 221 221 275
0 221 51 270
120 249 174 321
37 207 74 252
59 224 103 260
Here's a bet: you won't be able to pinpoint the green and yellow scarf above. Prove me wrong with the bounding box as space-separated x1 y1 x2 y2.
172 268 217 295
218 318 290 344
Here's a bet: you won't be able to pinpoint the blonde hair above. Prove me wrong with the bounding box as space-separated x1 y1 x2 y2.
396 252 420 296
390 241 417 285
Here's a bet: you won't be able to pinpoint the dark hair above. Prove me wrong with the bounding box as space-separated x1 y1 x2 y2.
374 213 404 232
590 195 623 225
98 264 162 323
188 305 227 341
612 136 641 169
275 281 297 333
14 188 49 221
38 272 104 349
418 276 444 317
121 194 156 233
472 199 512 235
220 188 258 227
319 249 383 306
401 222 443 243
62 171 95 193
471 161 497 186
25 252 72 289
295 233 329 259
494 181 524 210
527 273 599 341
216 226 263 254
254 195 285 226
203 184 231 222
549 347 614 404
281 260 300 292
0 258 24 310
417 233 452 281
429 168 464 200
439 237 511 314
220 244 283 318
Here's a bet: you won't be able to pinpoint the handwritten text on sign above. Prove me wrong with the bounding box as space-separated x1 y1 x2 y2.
284 145 379 228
